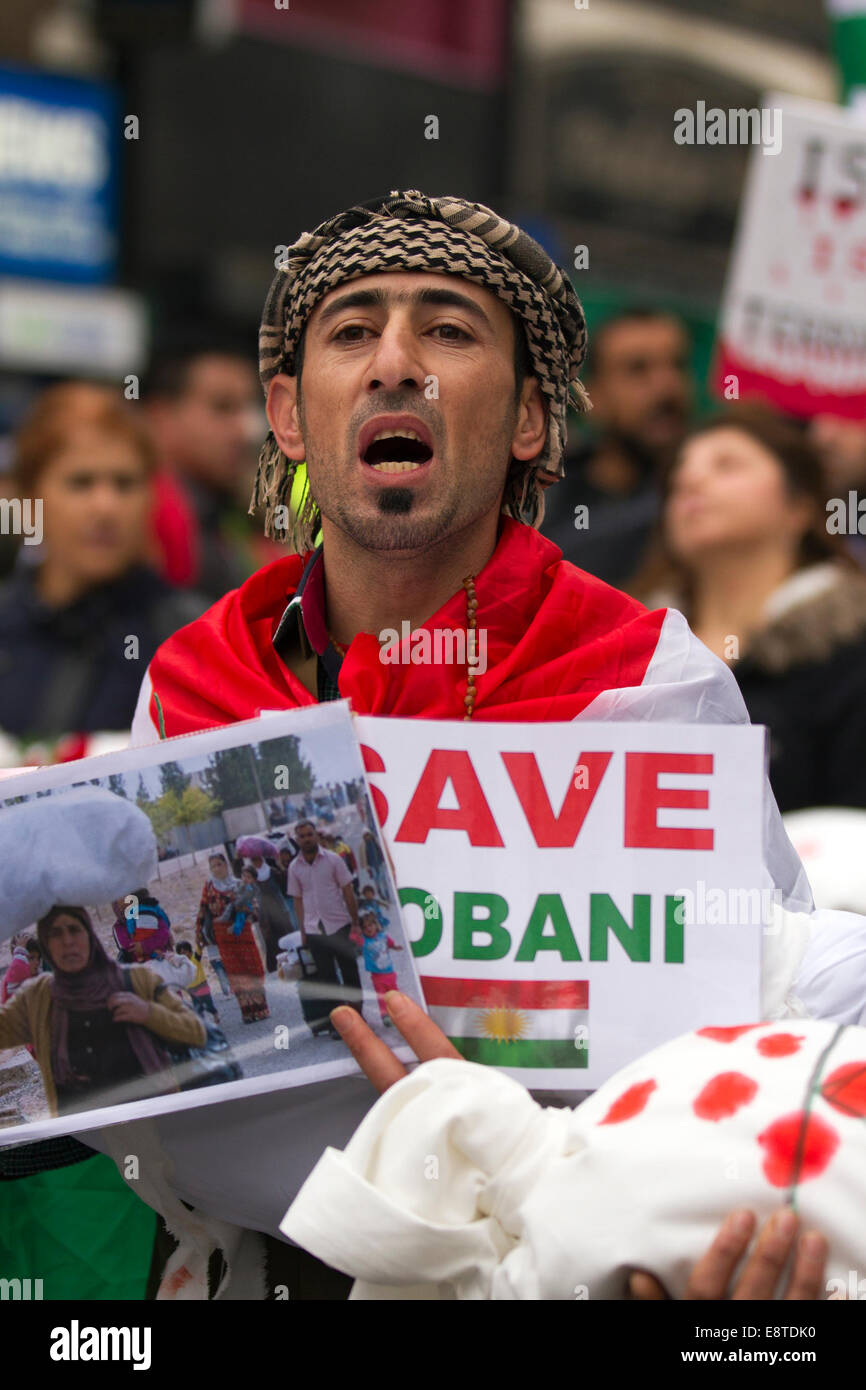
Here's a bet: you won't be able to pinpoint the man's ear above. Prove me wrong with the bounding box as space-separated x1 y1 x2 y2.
511 377 548 463
266 374 306 461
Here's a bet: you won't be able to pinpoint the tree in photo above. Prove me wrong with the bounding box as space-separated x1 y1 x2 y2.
204 747 261 811
159 760 191 797
255 734 314 796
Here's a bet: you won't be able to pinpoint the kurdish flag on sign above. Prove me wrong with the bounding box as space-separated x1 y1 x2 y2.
421 977 589 1069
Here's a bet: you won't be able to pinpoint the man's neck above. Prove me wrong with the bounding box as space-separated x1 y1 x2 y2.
320 510 501 647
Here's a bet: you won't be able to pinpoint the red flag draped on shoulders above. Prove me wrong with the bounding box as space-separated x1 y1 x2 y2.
137 518 666 739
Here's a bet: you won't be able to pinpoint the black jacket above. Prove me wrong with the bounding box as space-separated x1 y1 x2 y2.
540 441 660 588
0 564 205 740
731 567 866 813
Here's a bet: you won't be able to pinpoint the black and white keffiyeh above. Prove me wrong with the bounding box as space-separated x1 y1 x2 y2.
252 189 589 542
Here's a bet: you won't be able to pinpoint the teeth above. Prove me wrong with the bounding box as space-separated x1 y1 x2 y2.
369 427 423 443
370 460 423 473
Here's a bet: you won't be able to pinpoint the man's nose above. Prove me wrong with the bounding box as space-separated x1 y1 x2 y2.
364 320 425 393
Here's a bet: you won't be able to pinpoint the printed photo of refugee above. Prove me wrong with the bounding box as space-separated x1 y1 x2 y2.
0 706 424 1141
0 905 205 1118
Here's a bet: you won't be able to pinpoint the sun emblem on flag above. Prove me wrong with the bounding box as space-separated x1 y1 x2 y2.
475 1005 529 1044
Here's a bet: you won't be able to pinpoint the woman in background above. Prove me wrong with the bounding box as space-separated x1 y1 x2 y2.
0 381 205 1300
636 404 866 812
0 383 205 745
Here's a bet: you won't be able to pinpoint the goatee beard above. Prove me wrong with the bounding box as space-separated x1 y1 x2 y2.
376 488 414 515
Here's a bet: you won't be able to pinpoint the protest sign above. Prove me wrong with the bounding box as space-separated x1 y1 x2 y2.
714 94 866 419
0 704 422 1145
357 717 767 1091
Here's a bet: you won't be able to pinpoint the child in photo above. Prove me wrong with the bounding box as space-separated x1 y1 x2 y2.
1 932 34 1003
176 938 220 1022
359 909 403 1027
218 866 259 936
360 883 389 930
112 891 172 963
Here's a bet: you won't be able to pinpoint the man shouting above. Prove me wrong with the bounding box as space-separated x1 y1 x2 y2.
115 190 858 1299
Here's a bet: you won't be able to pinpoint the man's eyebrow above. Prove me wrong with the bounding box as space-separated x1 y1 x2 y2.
414 286 493 328
316 288 386 325
314 285 493 331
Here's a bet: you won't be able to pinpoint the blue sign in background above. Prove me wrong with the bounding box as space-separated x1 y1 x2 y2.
0 63 118 285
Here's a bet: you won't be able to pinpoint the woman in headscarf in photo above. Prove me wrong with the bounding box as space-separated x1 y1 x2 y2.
196 853 269 1023
0 905 205 1118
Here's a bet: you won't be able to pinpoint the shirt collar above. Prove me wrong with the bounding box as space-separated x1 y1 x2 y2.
272 546 344 685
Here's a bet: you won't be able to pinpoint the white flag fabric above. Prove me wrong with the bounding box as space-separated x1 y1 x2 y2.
282 1022 866 1300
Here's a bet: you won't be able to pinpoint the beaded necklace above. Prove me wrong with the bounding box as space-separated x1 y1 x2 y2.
328 574 479 720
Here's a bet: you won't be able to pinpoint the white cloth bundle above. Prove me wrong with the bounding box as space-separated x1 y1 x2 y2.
282 1019 866 1300
0 786 157 938
145 952 197 991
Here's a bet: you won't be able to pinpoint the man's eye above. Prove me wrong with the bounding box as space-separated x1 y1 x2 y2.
334 325 370 342
433 324 471 341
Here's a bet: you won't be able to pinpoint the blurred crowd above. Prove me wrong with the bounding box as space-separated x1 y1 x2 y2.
544 307 866 815
0 333 286 759
2 307 866 818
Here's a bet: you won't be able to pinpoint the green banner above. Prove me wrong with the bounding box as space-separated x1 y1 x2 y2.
827 1 866 103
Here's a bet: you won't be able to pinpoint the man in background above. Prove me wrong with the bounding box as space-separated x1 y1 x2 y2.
144 335 269 600
541 307 693 588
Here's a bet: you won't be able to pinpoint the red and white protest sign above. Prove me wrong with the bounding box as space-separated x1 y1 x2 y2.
358 718 767 1092
714 94 866 419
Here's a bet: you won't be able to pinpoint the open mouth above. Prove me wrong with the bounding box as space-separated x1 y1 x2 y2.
361 426 434 474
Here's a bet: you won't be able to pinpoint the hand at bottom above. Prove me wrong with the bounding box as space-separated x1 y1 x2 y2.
630 1207 828 1300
